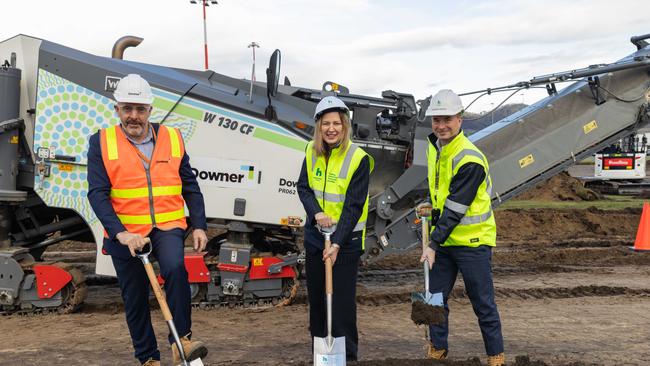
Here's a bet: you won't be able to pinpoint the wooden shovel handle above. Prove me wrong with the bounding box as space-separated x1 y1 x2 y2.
143 262 173 321
325 236 333 295
140 238 173 321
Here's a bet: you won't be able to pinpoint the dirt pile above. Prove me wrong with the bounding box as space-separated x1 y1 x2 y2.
367 207 642 271
513 172 600 201
497 207 640 242
410 300 445 325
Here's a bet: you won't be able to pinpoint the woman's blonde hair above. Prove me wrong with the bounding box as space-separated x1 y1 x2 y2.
311 111 352 157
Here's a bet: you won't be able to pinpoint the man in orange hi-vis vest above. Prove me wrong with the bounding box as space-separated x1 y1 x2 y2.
87 74 208 366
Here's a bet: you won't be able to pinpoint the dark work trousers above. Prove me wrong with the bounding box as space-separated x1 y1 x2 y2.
110 228 191 364
428 245 504 356
306 250 360 362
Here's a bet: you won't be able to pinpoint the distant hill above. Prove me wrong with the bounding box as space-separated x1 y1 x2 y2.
463 103 527 135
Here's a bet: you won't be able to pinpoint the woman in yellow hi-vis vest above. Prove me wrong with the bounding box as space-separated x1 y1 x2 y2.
297 96 373 362
417 90 504 366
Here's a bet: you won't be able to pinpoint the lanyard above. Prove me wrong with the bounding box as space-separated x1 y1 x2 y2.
128 126 157 166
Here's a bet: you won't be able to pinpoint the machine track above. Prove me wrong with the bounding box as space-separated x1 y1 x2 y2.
190 277 300 311
0 261 87 316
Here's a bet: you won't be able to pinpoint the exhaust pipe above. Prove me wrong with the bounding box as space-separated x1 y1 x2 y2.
111 36 143 59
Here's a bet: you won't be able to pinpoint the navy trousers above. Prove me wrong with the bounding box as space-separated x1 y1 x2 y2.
110 228 191 364
428 245 504 356
305 247 360 361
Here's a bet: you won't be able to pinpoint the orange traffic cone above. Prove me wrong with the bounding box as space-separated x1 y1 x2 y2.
632 202 650 251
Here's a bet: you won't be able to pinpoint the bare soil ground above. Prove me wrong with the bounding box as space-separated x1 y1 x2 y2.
2 174 650 366
513 172 601 201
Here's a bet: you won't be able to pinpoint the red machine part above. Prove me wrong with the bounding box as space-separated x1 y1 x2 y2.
33 265 73 299
248 257 296 280
216 263 249 273
185 252 210 283
157 252 212 285
157 255 295 284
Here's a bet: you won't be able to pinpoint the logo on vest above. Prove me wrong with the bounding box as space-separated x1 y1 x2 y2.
315 168 323 177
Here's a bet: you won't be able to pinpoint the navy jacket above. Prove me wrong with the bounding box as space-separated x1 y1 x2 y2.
87 123 207 258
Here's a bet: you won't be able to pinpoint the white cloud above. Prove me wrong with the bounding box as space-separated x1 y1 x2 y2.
1 0 649 112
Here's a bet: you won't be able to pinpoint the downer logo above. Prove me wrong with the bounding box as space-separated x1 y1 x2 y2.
192 165 262 184
105 76 122 92
191 157 261 190
192 168 248 183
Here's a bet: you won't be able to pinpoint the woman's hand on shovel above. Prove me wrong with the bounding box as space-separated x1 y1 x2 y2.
420 246 436 269
323 244 340 264
315 212 335 228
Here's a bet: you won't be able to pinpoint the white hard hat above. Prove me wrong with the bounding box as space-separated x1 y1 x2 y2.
425 89 464 116
113 74 154 104
313 96 349 120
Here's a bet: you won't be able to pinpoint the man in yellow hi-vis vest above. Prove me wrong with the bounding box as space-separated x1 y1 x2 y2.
417 89 504 366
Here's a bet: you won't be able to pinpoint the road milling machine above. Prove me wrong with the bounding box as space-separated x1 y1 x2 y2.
1 33 649 314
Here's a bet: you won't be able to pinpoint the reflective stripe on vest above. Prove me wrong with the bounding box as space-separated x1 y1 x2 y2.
427 131 496 247
106 126 119 160
100 125 187 237
110 185 183 199
117 208 186 225
305 141 374 248
312 189 346 203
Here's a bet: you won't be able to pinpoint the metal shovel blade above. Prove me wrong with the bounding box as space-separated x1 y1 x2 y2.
313 335 346 366
176 358 205 366
410 291 443 306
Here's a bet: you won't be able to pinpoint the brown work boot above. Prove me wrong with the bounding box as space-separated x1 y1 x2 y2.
141 359 160 366
172 336 208 364
425 342 448 360
487 352 505 366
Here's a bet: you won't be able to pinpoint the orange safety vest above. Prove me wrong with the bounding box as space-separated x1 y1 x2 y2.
99 124 187 237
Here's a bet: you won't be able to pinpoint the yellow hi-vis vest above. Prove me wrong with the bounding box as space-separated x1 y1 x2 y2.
426 131 496 247
305 141 374 248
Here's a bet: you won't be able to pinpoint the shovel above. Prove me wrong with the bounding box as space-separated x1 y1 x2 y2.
410 216 444 326
313 225 346 366
138 238 204 366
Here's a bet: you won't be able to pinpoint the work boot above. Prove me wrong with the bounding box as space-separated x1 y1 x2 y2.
487 352 505 366
172 336 208 364
141 359 160 366
425 342 448 360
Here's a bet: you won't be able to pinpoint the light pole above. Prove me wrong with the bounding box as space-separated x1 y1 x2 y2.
247 42 259 103
490 102 495 125
190 0 218 70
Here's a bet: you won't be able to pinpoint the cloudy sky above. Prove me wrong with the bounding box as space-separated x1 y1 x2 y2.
1 0 649 111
